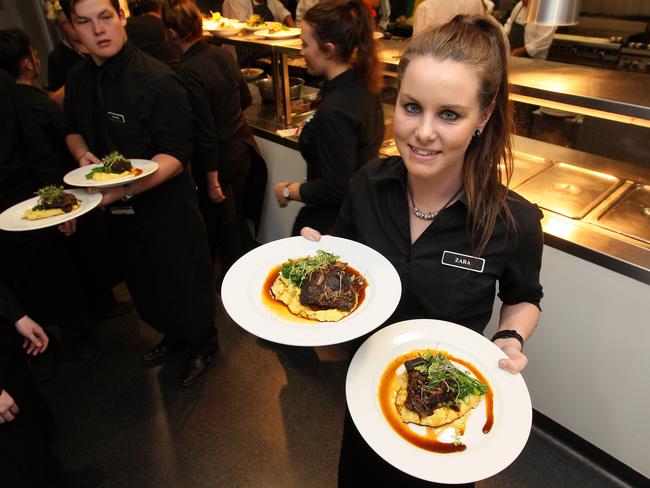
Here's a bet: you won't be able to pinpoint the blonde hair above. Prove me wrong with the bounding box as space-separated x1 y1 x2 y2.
398 14 515 257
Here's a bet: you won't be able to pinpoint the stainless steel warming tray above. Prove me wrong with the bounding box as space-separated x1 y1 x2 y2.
514 162 622 219
589 184 650 245
505 152 553 188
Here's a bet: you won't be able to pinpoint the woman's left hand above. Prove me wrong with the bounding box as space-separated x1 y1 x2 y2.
274 181 290 208
497 344 528 374
15 315 49 355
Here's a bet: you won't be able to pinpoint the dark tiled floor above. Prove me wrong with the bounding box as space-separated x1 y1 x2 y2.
38 290 634 488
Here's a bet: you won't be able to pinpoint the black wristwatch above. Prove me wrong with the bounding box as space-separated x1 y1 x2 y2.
121 183 134 202
491 329 524 350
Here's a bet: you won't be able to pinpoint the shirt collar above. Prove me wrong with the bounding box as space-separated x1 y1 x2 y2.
369 156 468 207
321 67 360 97
180 39 209 62
98 40 135 79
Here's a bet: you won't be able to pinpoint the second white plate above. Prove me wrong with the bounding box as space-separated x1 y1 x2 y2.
346 319 532 484
64 159 158 188
221 235 401 346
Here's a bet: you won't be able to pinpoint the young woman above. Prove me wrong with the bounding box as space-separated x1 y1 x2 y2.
274 0 385 236
161 0 264 278
302 15 544 486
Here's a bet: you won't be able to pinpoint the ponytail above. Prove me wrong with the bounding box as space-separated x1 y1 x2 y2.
160 0 203 42
303 0 383 94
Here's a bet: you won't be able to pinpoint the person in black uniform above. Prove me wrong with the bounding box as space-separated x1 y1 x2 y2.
126 0 180 63
0 28 75 173
47 0 88 105
301 15 544 487
273 0 384 235
64 0 218 387
161 0 266 279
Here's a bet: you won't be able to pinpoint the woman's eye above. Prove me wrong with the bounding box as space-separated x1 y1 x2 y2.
440 110 459 121
404 103 420 114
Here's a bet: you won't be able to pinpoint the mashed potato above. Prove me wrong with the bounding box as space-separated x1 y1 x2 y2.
23 204 79 221
270 274 355 322
395 372 482 428
89 170 133 181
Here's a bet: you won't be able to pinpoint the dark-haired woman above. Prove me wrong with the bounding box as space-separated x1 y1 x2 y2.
161 0 265 278
302 15 543 486
273 0 384 236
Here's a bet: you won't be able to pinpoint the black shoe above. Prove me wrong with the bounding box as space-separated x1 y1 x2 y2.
141 337 180 367
179 352 213 387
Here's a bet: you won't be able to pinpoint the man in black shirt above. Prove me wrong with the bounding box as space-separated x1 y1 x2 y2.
65 0 219 387
0 28 75 173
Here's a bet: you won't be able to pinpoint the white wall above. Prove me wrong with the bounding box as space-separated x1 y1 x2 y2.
485 245 650 478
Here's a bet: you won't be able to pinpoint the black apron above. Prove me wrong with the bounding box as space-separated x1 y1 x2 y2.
252 0 275 21
508 4 526 52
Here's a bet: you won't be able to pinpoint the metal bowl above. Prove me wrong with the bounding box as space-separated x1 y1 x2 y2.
256 77 304 103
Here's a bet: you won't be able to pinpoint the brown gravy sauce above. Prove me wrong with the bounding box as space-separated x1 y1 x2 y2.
133 168 143 176
378 350 494 453
261 263 367 323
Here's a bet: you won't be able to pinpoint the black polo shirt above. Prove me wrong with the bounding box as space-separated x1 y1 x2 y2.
298 68 384 207
333 156 544 333
15 84 75 173
173 39 252 172
64 40 192 165
47 41 85 92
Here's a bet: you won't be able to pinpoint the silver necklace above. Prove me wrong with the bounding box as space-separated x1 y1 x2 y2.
408 186 463 221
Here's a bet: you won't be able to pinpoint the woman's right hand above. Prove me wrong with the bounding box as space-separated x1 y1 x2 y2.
300 227 322 242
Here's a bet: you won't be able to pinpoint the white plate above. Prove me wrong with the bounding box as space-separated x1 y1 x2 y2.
63 159 158 188
208 23 245 36
373 31 385 40
221 235 401 346
346 319 532 484
254 27 301 39
0 189 102 232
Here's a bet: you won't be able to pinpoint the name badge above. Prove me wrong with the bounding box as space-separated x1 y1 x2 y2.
107 112 125 123
441 251 485 273
109 206 135 215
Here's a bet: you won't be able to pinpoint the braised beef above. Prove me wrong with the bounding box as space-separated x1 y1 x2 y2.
43 192 78 212
299 264 358 311
404 359 458 417
110 157 132 173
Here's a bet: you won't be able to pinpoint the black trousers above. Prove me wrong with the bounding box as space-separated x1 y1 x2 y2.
0 339 64 487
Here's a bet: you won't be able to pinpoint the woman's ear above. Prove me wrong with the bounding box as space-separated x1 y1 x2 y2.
478 101 495 130
322 41 337 59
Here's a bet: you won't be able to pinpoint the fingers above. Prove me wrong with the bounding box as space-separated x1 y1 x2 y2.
300 227 321 242
58 219 77 236
497 347 528 374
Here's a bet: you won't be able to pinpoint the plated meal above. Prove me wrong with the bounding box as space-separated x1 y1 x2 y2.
378 349 492 454
346 319 532 483
86 151 140 182
202 11 243 34
264 250 367 322
0 187 102 231
220 235 400 346
63 155 158 188
22 185 80 220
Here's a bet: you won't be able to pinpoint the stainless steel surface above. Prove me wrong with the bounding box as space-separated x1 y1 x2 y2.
508 56 650 121
590 183 650 244
256 76 304 102
527 0 581 26
506 152 554 187
515 162 622 219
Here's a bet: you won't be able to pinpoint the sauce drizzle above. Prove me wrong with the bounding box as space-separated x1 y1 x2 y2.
378 350 493 453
